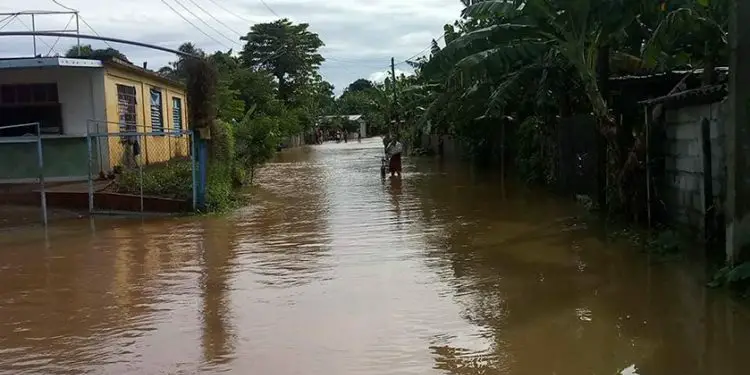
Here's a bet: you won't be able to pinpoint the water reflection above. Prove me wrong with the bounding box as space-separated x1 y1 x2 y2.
413 161 750 375
386 177 403 230
0 138 749 374
199 218 236 369
234 148 333 288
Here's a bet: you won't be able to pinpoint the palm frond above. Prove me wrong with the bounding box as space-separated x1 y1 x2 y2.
449 40 551 87
641 7 725 69
461 0 524 20
485 63 543 115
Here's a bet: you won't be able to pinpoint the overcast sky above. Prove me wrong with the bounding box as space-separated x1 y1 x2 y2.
0 0 462 94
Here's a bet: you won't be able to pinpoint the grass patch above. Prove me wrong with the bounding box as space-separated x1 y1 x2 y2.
116 158 193 200
115 158 244 213
205 163 242 212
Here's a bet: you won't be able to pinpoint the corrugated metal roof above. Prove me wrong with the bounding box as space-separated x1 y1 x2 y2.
638 84 727 107
610 67 729 82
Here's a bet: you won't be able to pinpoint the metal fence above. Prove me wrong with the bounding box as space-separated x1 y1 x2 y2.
86 120 196 215
0 122 48 226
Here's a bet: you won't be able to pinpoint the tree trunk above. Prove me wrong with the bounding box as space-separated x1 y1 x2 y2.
595 44 611 213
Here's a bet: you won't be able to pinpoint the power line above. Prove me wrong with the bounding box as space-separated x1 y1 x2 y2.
79 15 115 50
394 34 445 67
159 0 231 49
205 0 256 25
184 0 244 37
50 0 76 12
14 16 57 54
171 0 238 47
49 0 115 50
257 0 281 18
46 14 74 56
0 14 16 31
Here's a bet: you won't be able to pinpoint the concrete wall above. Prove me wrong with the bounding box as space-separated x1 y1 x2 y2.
0 67 105 182
102 66 189 171
0 137 100 182
0 67 106 135
420 134 465 160
663 100 727 230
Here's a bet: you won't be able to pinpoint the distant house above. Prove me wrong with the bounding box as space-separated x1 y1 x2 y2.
0 57 189 183
319 114 366 137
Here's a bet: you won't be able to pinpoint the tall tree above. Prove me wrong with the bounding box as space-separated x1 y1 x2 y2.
210 50 246 121
344 78 376 93
65 44 130 62
159 42 206 81
240 19 325 103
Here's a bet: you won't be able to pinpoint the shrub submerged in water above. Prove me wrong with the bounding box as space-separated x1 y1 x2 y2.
116 158 193 200
116 159 240 212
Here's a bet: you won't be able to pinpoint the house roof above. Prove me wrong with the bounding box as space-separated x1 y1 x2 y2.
0 56 185 90
639 84 727 108
102 57 185 90
0 57 103 69
320 115 363 121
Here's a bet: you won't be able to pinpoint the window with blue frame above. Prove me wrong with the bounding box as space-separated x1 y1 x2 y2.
150 88 164 134
172 97 183 135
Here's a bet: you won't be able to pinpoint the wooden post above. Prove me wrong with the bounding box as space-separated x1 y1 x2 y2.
701 117 714 245
725 0 750 264
645 106 652 229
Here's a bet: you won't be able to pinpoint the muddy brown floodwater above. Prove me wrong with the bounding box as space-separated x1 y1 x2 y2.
1 138 750 374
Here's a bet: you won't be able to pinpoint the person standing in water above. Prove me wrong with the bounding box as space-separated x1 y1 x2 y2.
385 136 403 178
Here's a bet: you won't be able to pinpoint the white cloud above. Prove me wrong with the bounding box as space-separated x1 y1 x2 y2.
368 69 412 83
0 0 462 93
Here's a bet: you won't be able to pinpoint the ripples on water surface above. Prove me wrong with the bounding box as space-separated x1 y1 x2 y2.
1 138 750 374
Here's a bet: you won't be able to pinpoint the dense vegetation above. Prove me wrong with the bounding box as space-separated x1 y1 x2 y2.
71 1 730 217
80 19 335 210
340 0 728 208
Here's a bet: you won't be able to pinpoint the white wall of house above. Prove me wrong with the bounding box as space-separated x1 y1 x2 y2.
0 67 106 135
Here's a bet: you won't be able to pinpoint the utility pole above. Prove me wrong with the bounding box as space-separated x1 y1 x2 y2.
75 12 81 55
31 14 37 56
390 57 400 135
725 0 750 264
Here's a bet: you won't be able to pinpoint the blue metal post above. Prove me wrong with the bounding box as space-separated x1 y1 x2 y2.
36 123 47 227
196 138 208 211
86 131 94 213
191 132 197 211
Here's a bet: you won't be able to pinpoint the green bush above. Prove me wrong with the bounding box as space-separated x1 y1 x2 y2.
235 111 281 183
205 162 238 212
116 158 193 199
211 118 236 164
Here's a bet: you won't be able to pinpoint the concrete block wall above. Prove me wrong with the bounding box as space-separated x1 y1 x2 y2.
420 134 463 160
662 100 727 230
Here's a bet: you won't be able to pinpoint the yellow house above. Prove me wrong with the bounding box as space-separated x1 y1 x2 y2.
0 56 189 182
102 58 189 170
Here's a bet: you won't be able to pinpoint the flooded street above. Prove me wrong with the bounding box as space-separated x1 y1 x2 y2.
1 137 750 374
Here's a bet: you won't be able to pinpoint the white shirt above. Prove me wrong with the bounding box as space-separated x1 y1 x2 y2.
386 141 403 156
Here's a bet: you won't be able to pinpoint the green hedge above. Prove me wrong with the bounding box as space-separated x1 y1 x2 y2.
116 158 193 200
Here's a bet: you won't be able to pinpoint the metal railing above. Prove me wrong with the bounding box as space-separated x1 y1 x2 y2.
85 120 196 215
0 122 47 226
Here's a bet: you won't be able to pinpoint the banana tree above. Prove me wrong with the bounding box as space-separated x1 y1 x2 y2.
641 0 729 84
